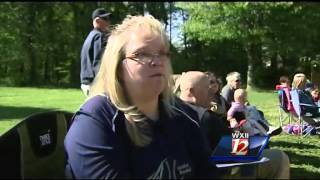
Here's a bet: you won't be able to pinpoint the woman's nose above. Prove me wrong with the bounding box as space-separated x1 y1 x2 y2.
150 57 163 67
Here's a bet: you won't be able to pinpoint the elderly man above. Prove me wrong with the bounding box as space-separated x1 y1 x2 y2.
177 71 290 179
221 72 242 106
80 8 112 96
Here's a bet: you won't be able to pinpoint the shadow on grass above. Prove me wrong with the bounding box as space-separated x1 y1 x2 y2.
270 140 319 149
269 140 320 178
0 105 56 121
290 166 320 179
285 151 320 171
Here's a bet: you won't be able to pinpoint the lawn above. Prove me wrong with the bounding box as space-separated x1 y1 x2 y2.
0 87 85 133
0 87 319 178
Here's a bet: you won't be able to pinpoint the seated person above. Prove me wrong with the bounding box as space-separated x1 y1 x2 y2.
177 71 231 149
64 15 218 179
311 87 319 104
205 71 230 118
276 75 294 112
221 72 242 106
275 75 291 90
227 89 268 136
291 73 320 123
306 86 319 104
177 71 290 179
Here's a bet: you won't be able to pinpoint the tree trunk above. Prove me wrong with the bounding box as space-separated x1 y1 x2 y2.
245 40 262 90
44 5 54 85
25 4 37 85
246 51 253 90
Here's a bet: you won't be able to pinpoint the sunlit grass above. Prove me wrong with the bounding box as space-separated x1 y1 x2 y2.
0 87 85 134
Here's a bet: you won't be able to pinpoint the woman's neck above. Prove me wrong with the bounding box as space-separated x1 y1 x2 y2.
132 97 160 121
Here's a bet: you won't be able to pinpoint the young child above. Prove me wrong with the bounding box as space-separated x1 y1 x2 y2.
276 75 294 112
276 76 291 90
227 89 268 136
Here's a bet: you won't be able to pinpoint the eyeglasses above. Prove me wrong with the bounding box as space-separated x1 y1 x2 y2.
235 79 241 82
125 52 170 65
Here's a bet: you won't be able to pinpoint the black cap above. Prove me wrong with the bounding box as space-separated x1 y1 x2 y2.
92 8 112 21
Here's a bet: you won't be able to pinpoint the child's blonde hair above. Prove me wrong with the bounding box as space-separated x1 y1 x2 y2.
234 88 247 103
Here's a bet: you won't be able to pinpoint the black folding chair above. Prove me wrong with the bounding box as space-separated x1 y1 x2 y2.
290 90 320 137
0 111 74 178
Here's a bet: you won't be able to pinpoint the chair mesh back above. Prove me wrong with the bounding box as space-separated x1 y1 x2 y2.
0 111 73 178
279 89 289 112
19 112 67 178
290 90 302 116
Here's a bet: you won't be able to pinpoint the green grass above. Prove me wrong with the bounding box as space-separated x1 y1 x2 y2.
0 87 319 178
0 87 85 134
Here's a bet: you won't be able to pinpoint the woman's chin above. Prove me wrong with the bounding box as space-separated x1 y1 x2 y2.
145 83 165 97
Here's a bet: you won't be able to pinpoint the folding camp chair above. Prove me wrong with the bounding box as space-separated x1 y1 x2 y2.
276 87 294 127
290 89 320 137
0 110 74 178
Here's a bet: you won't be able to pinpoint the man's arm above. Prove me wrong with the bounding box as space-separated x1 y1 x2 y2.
92 33 105 76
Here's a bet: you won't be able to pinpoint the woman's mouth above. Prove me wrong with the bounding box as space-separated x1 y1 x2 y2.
150 73 164 77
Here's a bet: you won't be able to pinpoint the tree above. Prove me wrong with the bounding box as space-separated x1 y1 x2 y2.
177 2 320 88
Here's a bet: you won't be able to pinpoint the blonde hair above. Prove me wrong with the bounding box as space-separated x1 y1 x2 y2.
292 73 306 90
172 74 182 94
89 15 175 147
234 88 247 103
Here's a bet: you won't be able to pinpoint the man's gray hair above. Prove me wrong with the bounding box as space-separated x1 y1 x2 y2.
226 72 241 84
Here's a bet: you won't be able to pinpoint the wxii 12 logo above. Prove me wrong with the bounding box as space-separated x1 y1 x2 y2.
231 132 249 155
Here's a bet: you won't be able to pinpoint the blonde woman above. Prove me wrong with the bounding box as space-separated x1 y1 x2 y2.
291 73 320 117
292 73 307 90
65 15 218 178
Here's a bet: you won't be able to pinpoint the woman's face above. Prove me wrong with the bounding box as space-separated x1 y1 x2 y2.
311 89 319 98
121 29 170 101
208 76 219 95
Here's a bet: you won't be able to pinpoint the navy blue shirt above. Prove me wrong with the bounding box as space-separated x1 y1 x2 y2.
174 97 231 151
64 95 218 178
80 28 107 84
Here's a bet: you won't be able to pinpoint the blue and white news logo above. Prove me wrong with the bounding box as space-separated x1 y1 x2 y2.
210 133 270 162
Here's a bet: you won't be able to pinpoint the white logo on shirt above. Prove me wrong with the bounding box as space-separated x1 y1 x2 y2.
147 158 192 179
39 130 51 146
